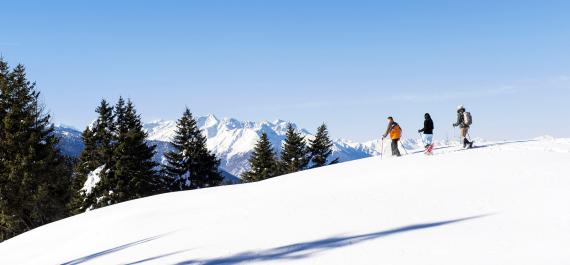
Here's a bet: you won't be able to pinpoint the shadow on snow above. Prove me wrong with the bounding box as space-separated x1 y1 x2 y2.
60 214 490 264
174 214 491 265
61 232 174 265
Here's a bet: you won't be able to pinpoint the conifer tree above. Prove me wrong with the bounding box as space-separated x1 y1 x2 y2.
279 123 310 174
242 133 279 182
163 108 223 190
69 100 115 213
68 127 96 213
98 99 159 206
0 59 8 134
92 100 115 163
308 123 339 168
0 61 71 241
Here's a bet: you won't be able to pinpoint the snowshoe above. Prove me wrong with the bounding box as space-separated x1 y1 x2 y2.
424 144 434 155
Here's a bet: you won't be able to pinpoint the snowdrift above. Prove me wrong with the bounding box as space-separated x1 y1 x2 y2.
1 138 569 265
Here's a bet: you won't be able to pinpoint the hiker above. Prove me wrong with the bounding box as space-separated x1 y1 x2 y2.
453 105 474 148
418 113 434 154
382 116 402 157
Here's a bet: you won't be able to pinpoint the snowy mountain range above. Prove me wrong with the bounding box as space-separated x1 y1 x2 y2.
55 115 457 178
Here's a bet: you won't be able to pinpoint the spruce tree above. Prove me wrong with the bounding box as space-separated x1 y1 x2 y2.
0 59 8 134
279 123 310 174
98 99 159 206
163 108 223 190
69 100 115 213
0 61 71 241
92 100 115 163
68 127 96 213
242 133 279 182
308 123 339 168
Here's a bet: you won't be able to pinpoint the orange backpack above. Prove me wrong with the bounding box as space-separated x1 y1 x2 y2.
390 124 402 139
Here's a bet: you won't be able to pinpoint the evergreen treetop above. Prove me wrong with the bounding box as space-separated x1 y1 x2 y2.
280 123 309 174
242 132 279 182
308 123 338 168
163 108 223 190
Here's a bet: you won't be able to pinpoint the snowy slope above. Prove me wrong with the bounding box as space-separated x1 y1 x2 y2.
1 137 569 264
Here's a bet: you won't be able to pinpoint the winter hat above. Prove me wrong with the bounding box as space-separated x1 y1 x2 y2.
457 105 465 110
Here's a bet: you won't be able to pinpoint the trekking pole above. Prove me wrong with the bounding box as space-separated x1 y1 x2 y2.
399 140 409 155
380 137 385 160
453 126 459 145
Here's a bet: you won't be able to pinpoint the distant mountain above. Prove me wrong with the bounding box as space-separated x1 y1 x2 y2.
54 125 84 158
53 115 458 178
143 115 375 177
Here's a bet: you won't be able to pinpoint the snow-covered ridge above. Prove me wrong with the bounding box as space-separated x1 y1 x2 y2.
1 138 569 264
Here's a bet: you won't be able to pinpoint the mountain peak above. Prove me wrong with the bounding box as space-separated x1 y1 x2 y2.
273 119 288 125
203 114 220 127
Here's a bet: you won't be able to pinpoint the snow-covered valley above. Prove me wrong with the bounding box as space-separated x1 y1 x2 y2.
1 137 569 264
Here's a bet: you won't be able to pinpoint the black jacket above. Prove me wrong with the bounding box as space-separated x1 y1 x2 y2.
419 118 434 134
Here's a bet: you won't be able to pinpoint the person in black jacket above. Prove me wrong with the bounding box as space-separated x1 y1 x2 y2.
418 113 434 152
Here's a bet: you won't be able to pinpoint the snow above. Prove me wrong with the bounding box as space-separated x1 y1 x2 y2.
1 138 569 264
144 120 178 142
81 165 105 195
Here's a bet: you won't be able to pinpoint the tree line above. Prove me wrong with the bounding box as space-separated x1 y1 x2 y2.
241 124 338 182
0 59 337 241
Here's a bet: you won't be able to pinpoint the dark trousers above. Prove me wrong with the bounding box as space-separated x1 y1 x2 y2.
391 139 401 156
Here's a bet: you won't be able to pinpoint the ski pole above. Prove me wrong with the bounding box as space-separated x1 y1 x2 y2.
453 125 461 146
380 137 385 160
399 140 409 155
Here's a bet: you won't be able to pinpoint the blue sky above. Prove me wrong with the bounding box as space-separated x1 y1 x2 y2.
1 0 569 141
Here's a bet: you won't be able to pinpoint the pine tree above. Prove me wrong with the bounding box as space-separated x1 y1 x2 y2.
279 123 310 174
68 127 96 213
92 100 115 163
0 61 71 241
163 108 223 190
0 59 8 135
242 133 279 182
69 100 115 213
308 123 339 168
98 99 159 206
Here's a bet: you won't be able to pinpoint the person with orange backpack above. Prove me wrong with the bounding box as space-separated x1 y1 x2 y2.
382 116 402 157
